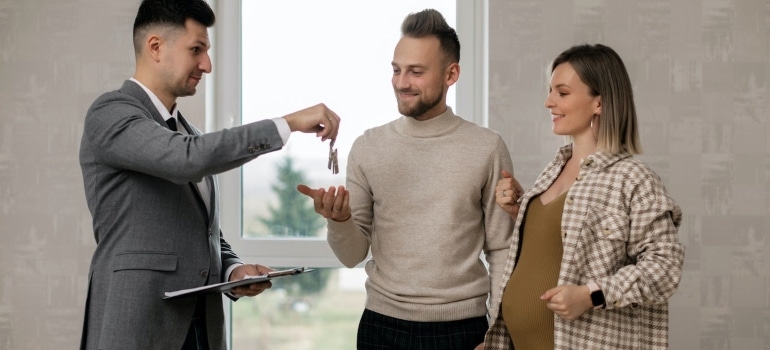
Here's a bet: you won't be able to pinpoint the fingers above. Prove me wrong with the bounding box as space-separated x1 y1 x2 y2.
511 175 524 196
495 171 524 218
542 285 591 320
231 281 272 297
229 263 274 297
543 288 566 315
320 107 341 142
298 184 351 220
296 184 315 197
230 264 255 281
540 286 560 301
282 103 341 142
297 184 326 215
323 186 351 221
306 103 339 142
495 188 518 218
253 264 274 275
495 173 523 218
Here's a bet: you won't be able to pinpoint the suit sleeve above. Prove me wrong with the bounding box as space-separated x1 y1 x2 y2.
219 232 243 276
83 94 285 183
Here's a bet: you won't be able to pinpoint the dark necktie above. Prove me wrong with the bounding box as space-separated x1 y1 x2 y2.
166 118 178 131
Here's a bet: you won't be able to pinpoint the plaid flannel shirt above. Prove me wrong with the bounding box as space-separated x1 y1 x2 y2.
485 144 684 350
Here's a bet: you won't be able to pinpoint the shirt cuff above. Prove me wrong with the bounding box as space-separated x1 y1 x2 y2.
224 263 243 299
272 117 291 144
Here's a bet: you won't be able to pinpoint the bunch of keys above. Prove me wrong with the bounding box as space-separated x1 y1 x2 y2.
327 140 339 174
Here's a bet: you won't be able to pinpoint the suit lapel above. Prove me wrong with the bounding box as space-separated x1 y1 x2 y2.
178 114 215 226
120 80 213 230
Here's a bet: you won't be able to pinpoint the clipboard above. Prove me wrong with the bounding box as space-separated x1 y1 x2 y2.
163 267 313 300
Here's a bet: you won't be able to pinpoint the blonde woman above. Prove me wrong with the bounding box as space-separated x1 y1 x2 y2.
484 44 684 350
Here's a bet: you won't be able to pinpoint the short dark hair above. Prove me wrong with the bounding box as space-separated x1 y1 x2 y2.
401 9 460 64
132 0 215 53
551 44 642 155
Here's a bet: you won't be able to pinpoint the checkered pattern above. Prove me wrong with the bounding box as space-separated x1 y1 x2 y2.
357 309 488 350
485 144 684 350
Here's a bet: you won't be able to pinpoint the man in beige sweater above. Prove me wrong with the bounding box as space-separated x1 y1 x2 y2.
298 9 518 349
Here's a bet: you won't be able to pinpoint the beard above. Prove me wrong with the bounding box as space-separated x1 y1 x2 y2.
162 69 199 98
172 81 197 98
396 89 444 119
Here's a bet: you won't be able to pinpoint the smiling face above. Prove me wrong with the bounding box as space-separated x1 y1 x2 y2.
544 62 602 142
158 18 211 100
391 36 458 121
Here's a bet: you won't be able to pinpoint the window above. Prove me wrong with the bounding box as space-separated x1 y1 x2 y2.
210 1 485 348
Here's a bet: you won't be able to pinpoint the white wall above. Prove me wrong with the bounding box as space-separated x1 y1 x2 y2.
0 1 204 348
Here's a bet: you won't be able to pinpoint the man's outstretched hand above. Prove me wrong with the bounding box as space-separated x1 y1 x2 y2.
297 184 351 222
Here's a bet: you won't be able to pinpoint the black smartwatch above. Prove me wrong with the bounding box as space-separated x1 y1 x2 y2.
587 281 606 309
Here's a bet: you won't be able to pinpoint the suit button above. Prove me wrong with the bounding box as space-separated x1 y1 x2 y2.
614 300 622 307
248 146 257 153
200 270 209 278
604 228 612 236
562 231 567 238
576 174 582 181
566 196 574 204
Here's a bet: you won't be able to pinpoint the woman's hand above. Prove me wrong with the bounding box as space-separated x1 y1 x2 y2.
541 284 594 320
494 170 524 219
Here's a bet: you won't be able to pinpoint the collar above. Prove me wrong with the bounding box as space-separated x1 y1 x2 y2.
394 106 462 138
556 143 632 170
129 78 179 122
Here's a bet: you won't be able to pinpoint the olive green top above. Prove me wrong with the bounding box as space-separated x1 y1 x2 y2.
501 192 566 350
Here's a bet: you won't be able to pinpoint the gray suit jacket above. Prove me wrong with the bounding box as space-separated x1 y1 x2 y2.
79 80 284 349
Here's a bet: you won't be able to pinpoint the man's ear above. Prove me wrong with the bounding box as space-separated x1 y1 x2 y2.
146 34 163 62
446 62 460 87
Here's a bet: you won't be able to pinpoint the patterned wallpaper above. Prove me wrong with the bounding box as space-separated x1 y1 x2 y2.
487 0 769 349
0 0 767 349
0 1 203 349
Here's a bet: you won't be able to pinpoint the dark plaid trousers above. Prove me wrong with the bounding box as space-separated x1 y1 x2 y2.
357 308 488 350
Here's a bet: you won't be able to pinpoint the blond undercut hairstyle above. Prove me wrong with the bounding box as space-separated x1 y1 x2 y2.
551 44 642 155
400 9 460 66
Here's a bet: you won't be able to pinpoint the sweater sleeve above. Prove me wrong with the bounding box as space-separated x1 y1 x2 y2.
483 136 515 321
326 136 372 268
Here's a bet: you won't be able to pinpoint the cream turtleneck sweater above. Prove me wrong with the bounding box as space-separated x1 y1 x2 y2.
326 107 515 323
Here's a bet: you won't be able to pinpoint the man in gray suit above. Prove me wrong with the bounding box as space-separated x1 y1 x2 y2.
78 1 340 349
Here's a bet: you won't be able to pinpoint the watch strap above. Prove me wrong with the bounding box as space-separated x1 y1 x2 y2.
587 281 605 309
